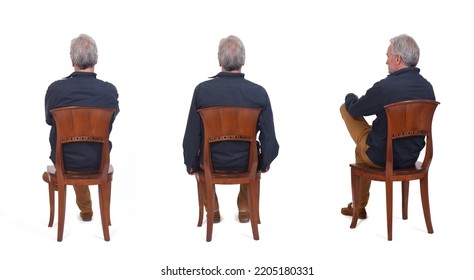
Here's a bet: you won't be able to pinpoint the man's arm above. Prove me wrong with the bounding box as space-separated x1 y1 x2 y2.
257 90 279 171
183 87 202 174
345 82 385 117
44 84 55 126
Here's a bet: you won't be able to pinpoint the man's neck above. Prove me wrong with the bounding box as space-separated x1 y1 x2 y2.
74 66 95 73
221 67 241 73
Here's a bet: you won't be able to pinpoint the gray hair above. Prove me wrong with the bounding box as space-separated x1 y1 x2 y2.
70 34 98 69
389 34 420 67
218 35 245 71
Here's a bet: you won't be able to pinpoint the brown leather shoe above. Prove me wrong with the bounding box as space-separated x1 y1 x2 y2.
213 211 221 223
238 211 249 223
80 212 93 222
341 203 367 219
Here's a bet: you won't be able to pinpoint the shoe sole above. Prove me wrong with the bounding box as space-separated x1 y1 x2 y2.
341 210 367 219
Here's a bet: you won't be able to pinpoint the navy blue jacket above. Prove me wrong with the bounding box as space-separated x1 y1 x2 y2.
183 72 279 172
345 67 435 168
45 72 119 172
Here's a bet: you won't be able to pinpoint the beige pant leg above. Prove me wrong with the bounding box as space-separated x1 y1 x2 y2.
340 104 382 208
72 185 93 215
237 184 249 212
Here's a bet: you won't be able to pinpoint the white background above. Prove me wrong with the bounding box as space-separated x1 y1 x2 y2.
0 0 472 279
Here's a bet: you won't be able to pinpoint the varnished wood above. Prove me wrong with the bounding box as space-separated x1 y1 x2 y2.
195 106 262 241
45 106 115 242
349 100 439 240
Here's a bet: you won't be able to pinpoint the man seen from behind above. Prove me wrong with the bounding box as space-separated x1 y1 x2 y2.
183 35 279 223
43 34 119 222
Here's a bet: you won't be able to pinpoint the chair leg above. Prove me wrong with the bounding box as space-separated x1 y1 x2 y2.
248 181 260 240
98 184 103 218
420 177 434 234
48 182 55 227
205 182 214 242
108 181 112 226
350 171 359 229
97 181 112 228
401 180 409 220
196 176 204 227
57 185 67 242
386 181 393 241
256 179 261 224
98 184 111 241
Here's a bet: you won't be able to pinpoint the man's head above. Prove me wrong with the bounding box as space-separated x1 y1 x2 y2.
386 34 420 74
70 34 98 71
218 35 245 72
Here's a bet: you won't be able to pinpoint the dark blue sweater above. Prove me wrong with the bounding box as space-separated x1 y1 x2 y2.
45 72 119 172
183 72 279 172
345 67 435 168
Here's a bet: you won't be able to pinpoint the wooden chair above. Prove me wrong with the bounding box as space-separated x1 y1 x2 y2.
45 106 115 242
194 106 262 241
350 99 440 240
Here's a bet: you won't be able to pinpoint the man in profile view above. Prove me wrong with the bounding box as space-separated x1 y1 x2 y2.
43 34 119 222
183 35 279 223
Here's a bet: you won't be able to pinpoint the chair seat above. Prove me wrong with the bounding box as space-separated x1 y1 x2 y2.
350 161 426 181
195 169 261 184
47 165 114 178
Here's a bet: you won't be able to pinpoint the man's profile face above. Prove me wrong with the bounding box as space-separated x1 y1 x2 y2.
385 45 398 74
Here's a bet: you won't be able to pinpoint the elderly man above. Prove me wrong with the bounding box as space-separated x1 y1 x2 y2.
43 34 119 221
183 35 279 223
340 34 436 219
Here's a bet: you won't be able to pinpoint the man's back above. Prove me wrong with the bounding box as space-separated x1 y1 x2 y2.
45 72 119 172
346 67 435 168
183 72 278 172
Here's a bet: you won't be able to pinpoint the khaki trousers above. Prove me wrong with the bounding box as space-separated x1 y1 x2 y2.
340 104 382 208
72 185 93 216
204 184 250 212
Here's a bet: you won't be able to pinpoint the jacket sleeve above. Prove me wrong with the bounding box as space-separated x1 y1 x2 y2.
182 86 202 173
257 89 279 170
45 85 55 126
345 81 386 117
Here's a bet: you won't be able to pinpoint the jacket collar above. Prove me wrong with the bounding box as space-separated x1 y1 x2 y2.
209 72 245 79
66 72 97 78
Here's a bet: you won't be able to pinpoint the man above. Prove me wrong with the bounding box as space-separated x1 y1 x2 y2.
340 34 435 219
183 35 279 223
43 34 119 222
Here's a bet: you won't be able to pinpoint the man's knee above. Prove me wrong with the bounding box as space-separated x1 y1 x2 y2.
340 103 348 118
340 103 346 112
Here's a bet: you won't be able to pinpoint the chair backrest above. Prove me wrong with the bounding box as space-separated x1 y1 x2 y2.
50 106 116 181
384 99 440 173
197 106 262 177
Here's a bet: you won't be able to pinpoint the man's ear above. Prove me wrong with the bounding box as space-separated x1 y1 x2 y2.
396 55 402 65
